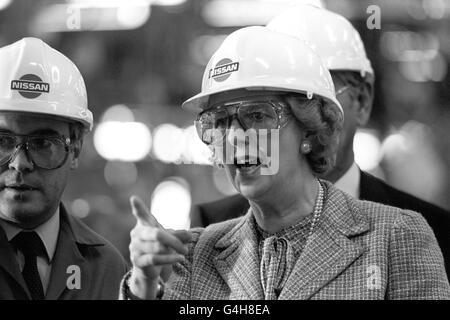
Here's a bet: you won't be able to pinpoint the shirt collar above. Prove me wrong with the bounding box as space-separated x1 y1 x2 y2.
334 162 361 199
0 208 60 262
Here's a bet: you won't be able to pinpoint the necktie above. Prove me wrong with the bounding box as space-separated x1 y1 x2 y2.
11 231 46 300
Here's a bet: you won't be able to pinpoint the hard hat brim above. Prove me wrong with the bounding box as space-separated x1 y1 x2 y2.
0 101 93 131
182 84 343 118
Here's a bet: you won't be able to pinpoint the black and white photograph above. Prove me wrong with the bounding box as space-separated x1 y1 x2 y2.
0 0 449 307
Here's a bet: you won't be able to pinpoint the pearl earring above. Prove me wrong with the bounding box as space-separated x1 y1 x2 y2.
300 141 312 154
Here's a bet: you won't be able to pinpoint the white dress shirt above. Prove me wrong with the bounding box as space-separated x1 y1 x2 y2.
0 208 60 294
334 162 361 199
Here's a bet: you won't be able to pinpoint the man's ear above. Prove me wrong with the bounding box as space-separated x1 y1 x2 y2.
355 79 374 127
70 139 82 169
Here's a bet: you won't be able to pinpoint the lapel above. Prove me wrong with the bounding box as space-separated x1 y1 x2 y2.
213 211 264 299
45 204 105 300
0 224 30 298
279 182 370 300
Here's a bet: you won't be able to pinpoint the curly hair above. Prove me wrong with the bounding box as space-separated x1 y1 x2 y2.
286 95 344 174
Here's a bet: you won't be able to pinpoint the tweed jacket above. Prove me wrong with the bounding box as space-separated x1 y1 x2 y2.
124 182 450 300
190 171 450 279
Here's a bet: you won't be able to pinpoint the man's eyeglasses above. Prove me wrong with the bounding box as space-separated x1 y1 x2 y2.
335 85 351 96
335 79 365 97
195 98 292 145
0 133 72 170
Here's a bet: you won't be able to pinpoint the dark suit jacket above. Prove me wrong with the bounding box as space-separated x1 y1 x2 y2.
190 171 450 277
0 204 128 300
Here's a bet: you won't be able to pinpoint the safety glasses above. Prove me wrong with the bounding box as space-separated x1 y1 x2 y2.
335 85 351 96
195 98 292 145
0 132 71 170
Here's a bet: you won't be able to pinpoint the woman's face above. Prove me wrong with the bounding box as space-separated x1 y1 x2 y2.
207 90 308 201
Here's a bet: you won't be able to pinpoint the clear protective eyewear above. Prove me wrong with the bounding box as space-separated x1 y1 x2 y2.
195 98 293 145
0 132 71 170
335 85 351 96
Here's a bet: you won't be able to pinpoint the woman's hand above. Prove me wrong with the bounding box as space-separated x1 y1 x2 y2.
128 195 192 299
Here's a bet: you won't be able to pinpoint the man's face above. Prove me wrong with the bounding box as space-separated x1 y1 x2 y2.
331 72 359 170
0 112 77 229
319 71 372 181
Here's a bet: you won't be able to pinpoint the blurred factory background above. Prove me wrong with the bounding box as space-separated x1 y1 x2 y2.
1 0 449 260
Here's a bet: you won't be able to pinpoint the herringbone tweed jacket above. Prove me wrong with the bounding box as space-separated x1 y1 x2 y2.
123 182 450 300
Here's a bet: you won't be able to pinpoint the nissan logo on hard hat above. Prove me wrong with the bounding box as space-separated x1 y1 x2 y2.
208 58 239 82
10 74 50 99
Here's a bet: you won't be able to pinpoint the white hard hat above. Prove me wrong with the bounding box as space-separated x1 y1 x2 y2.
267 5 374 78
0 37 93 131
182 26 343 117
